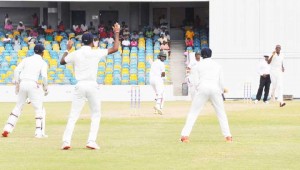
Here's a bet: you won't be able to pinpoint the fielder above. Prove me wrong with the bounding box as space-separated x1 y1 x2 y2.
180 48 232 143
149 51 166 115
186 51 201 100
60 23 120 150
267 45 286 107
2 44 48 138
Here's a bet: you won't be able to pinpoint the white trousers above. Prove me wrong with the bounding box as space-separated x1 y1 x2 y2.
150 78 164 109
181 87 231 137
62 81 101 144
3 80 44 133
270 70 283 102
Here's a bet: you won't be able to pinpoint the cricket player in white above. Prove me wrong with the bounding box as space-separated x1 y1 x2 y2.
60 23 120 150
180 48 232 143
186 51 200 100
267 45 286 107
149 51 166 115
2 44 48 138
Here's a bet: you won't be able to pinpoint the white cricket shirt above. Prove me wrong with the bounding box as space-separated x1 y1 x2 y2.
270 53 284 72
65 46 108 82
194 58 224 92
150 59 165 80
257 60 270 76
14 54 48 82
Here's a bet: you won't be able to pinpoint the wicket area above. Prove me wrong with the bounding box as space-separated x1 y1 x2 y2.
130 85 140 114
243 82 252 103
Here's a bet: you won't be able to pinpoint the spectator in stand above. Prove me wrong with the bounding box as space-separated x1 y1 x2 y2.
104 34 114 45
4 20 13 32
194 15 201 29
74 25 82 35
158 34 168 45
57 21 65 32
185 38 194 48
122 26 130 39
153 25 161 36
130 31 139 40
32 13 39 28
145 27 153 39
55 31 64 43
130 38 138 49
165 31 170 42
4 14 10 26
120 21 126 33
98 24 105 34
29 29 38 38
88 22 96 34
160 41 170 57
41 21 47 31
45 25 54 35
2 34 11 45
99 27 107 40
37 26 45 35
160 15 167 25
121 36 130 50
81 23 88 32
107 28 114 38
17 21 25 33
185 28 195 40
13 36 21 51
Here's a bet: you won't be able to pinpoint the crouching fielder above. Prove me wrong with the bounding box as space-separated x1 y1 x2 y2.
2 44 48 138
149 51 166 115
180 48 232 143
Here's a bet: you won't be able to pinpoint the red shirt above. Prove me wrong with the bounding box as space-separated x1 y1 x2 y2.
99 31 107 39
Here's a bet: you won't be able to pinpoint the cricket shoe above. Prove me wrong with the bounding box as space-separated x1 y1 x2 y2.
280 102 286 107
180 136 189 143
254 100 258 104
225 136 233 143
2 131 9 137
154 106 163 115
86 141 100 150
61 141 71 150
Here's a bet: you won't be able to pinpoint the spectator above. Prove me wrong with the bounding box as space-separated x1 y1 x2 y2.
158 34 168 45
57 21 65 32
99 27 107 40
4 20 13 32
160 15 167 25
88 22 96 33
160 41 170 57
45 25 54 35
41 21 47 31
32 13 39 28
185 38 194 47
13 36 21 51
4 14 10 26
145 28 153 39
104 34 114 44
37 26 45 35
17 21 26 33
165 31 171 42
121 36 130 49
122 26 130 38
194 15 201 29
81 23 88 32
55 31 63 43
74 25 82 35
185 28 195 40
2 34 11 45
98 24 105 34
130 38 138 48
130 31 139 40
153 25 161 36
107 28 114 38
29 29 38 38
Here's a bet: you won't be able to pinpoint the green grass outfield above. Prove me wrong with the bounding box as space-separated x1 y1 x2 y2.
0 101 299 170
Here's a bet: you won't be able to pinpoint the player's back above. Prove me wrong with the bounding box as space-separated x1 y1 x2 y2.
70 46 108 82
19 54 47 81
196 58 222 89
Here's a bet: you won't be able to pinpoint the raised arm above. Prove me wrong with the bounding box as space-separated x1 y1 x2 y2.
267 51 276 64
60 40 74 65
108 23 120 54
